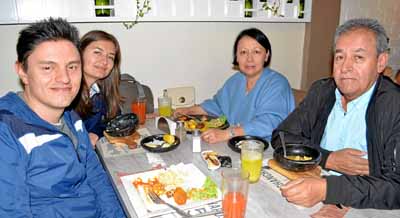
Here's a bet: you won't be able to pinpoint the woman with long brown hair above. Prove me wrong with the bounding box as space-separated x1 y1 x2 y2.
73 30 122 146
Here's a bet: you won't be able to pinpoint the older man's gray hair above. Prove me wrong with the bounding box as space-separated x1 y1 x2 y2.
334 18 389 55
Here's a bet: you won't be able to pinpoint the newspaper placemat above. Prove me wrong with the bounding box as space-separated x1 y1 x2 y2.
261 160 308 210
260 159 290 193
98 128 151 158
154 201 223 218
260 158 326 210
260 158 330 192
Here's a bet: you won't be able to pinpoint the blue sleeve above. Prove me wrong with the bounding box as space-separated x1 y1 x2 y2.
200 70 295 141
200 90 225 117
0 123 31 218
242 75 295 141
200 74 238 117
83 116 106 137
83 133 125 217
83 95 108 138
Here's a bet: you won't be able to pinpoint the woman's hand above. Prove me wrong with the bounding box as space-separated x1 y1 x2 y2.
146 112 158 119
173 105 207 117
201 129 230 144
173 107 192 117
88 133 99 148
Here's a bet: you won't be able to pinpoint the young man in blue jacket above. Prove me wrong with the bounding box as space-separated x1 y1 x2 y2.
0 18 125 217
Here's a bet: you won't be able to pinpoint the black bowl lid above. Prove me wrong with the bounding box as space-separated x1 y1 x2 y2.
105 113 139 137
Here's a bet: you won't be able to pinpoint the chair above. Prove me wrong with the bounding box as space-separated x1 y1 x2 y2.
165 86 195 109
119 73 154 114
292 88 307 106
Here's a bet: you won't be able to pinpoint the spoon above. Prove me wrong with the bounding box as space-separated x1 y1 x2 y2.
279 132 287 158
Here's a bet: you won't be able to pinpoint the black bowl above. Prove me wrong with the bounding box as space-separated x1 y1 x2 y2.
105 113 139 137
228 135 269 153
273 144 321 172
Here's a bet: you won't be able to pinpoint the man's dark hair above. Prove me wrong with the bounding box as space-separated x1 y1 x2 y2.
16 17 80 71
232 28 272 67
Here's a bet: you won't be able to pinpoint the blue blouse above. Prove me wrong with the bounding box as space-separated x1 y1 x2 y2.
200 68 295 141
82 83 108 137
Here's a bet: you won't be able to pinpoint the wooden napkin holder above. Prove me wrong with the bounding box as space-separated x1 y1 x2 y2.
103 131 141 149
268 159 321 180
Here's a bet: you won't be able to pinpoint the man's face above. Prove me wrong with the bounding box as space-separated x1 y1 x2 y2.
16 40 81 116
333 28 387 101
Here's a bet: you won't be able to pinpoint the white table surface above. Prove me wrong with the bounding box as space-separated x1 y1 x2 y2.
96 119 400 218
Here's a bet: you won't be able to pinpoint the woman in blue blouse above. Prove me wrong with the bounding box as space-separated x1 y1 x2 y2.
175 28 295 144
73 30 122 146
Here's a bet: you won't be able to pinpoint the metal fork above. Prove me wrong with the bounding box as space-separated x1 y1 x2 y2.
147 190 191 217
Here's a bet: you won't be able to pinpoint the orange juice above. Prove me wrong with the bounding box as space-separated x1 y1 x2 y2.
131 100 146 124
222 192 247 218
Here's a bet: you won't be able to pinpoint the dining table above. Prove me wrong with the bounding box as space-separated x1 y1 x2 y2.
96 118 400 218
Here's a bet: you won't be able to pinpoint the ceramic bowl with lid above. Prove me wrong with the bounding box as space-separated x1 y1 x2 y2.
105 113 139 137
273 144 321 172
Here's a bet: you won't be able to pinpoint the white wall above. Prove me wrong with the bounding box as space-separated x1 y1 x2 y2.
340 0 400 72
0 22 305 104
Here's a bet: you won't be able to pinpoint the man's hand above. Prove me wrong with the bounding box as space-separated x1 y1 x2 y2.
325 148 369 175
201 129 229 144
311 204 350 218
280 177 326 208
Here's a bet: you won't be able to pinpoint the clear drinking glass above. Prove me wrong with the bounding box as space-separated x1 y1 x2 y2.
158 96 172 117
241 140 264 183
221 168 249 218
131 98 146 125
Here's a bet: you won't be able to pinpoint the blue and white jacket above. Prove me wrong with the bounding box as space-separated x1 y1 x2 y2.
0 92 125 218
83 83 108 138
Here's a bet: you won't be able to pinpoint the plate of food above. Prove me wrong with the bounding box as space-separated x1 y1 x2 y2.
141 134 180 153
201 150 221 171
120 163 222 218
175 114 229 133
227 135 269 153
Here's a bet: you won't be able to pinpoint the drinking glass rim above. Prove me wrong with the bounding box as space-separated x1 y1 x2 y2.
221 167 250 180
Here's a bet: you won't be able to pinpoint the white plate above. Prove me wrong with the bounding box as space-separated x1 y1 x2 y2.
120 163 222 218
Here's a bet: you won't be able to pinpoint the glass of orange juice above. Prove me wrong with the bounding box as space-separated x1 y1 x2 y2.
221 168 249 218
241 140 264 183
131 99 146 125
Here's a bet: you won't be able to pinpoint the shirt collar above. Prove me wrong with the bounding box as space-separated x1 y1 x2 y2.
335 81 377 112
89 83 101 98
